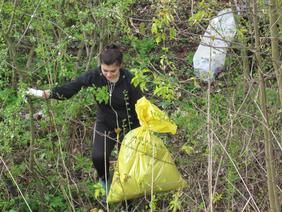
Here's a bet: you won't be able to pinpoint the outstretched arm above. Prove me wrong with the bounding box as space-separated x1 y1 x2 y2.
50 70 95 100
26 70 95 100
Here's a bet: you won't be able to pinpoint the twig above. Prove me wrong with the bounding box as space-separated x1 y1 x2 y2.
150 131 155 212
4 0 17 36
242 197 252 212
207 34 213 212
0 156 32 212
213 131 260 212
198 181 207 211
16 0 43 46
104 131 110 212
27 97 35 171
45 100 76 211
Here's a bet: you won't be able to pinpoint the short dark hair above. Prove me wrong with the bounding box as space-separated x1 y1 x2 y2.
100 44 123 65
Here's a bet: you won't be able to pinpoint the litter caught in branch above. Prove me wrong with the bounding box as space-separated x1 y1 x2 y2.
193 8 237 82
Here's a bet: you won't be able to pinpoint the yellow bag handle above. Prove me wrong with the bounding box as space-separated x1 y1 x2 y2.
136 97 177 134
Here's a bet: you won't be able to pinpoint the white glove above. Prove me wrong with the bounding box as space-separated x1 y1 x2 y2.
26 88 45 98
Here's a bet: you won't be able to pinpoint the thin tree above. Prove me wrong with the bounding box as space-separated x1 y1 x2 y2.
268 0 282 107
268 0 282 146
250 0 280 211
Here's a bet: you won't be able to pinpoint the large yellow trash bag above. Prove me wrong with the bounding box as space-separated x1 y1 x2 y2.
107 97 187 203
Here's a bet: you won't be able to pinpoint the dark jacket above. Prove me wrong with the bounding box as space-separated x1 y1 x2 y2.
50 67 143 130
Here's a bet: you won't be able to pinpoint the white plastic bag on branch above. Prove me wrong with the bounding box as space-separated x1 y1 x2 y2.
193 8 236 82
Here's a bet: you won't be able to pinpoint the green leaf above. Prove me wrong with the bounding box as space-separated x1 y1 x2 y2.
93 182 105 198
181 144 194 155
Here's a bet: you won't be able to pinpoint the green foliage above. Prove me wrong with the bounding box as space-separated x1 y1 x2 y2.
85 86 109 104
0 36 8 88
188 10 206 25
93 182 105 199
226 138 240 209
131 68 150 92
131 67 176 101
153 73 176 101
151 0 176 44
0 88 29 155
95 86 109 104
149 194 157 211
45 194 66 210
172 98 205 136
188 1 213 25
74 154 93 173
185 51 194 65
169 192 182 212
131 37 156 56
198 201 206 210
212 192 223 204
1 0 281 211
181 144 194 155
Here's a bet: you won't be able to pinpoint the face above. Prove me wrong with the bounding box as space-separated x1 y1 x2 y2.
101 63 121 82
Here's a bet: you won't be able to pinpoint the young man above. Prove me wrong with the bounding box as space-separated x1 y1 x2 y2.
27 44 143 200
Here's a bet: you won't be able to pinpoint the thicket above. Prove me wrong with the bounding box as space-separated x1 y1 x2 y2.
0 0 281 211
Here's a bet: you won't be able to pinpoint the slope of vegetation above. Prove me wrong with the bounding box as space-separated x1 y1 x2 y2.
0 0 281 211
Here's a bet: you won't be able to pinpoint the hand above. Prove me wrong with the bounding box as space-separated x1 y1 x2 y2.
26 88 49 99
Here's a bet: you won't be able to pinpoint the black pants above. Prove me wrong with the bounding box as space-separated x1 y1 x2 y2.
92 123 124 180
92 123 133 210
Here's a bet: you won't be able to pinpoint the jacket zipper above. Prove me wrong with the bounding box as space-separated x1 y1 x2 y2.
108 82 120 129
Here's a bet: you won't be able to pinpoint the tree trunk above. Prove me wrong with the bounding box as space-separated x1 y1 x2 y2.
240 39 250 94
6 38 20 88
231 4 250 94
207 35 213 212
269 0 282 107
251 1 280 211
268 0 282 148
207 79 213 212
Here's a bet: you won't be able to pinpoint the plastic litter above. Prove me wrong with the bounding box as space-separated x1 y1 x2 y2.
193 8 237 82
107 97 187 203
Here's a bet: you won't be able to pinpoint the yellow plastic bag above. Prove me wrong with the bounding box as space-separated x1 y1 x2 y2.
107 97 187 203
